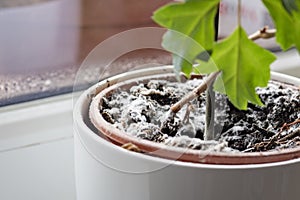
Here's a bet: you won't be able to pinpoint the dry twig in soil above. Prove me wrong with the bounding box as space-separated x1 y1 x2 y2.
253 119 300 151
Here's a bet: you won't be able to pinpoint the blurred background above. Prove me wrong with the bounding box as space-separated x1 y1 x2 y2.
0 0 299 105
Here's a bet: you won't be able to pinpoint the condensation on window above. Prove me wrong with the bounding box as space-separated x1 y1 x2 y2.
0 0 171 106
0 0 281 106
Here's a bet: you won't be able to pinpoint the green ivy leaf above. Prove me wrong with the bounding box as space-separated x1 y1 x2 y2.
292 5 300 51
161 30 206 78
211 27 276 110
152 0 220 77
172 55 193 78
263 0 300 51
194 49 219 75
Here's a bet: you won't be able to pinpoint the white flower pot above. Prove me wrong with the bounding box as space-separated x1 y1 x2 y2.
74 66 300 200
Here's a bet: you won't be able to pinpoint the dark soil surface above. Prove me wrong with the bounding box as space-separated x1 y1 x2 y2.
100 78 300 153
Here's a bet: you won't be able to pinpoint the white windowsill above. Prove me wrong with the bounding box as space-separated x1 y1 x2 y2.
0 93 77 200
271 49 300 77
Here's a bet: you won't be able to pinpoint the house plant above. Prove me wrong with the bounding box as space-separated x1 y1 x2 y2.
74 0 300 199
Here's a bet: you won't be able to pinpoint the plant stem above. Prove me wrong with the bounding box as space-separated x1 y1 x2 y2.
204 4 220 141
237 0 241 27
204 82 216 140
248 27 276 40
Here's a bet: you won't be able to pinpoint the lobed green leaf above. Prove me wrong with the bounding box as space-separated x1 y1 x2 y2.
263 0 300 51
211 27 276 110
152 0 220 77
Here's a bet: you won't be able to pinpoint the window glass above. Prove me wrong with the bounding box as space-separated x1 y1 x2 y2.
1 0 294 107
0 0 171 106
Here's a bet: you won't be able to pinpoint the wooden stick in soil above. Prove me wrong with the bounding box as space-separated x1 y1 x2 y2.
170 71 220 114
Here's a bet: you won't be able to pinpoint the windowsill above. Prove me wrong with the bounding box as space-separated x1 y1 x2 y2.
0 93 77 200
271 48 300 78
